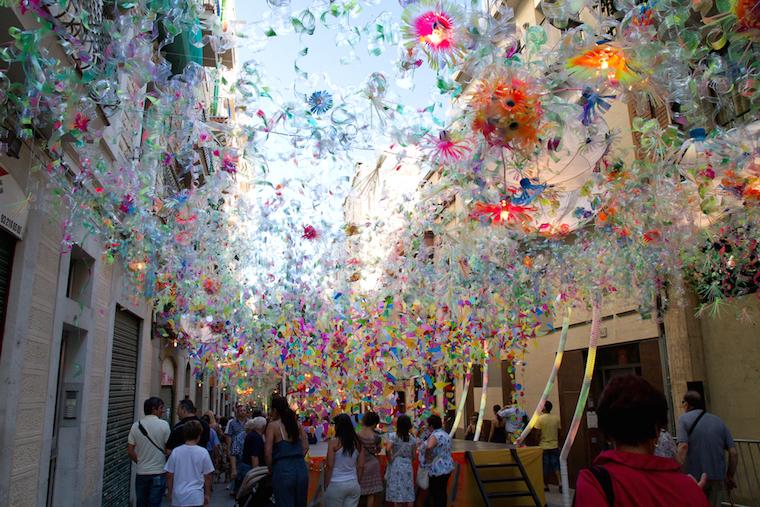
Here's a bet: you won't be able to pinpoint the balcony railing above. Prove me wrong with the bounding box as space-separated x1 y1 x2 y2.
733 439 760 506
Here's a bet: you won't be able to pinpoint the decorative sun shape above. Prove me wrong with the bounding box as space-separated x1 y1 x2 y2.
567 46 638 86
402 1 465 70
307 90 333 115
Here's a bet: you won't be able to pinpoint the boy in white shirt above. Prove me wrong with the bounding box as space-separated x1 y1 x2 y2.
165 420 215 507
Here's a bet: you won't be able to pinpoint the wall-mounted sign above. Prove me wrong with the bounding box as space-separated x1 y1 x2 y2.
161 357 175 386
0 167 28 239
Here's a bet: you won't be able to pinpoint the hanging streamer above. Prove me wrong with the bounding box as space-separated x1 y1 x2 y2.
560 296 602 507
515 306 571 445
449 368 471 437
473 343 489 441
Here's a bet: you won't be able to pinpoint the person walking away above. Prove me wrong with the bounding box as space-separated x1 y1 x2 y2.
265 396 309 507
424 415 454 507
324 413 365 507
243 416 267 468
534 400 561 491
574 375 708 507
166 399 210 451
489 405 507 443
226 403 250 495
216 416 231 484
164 420 215 507
231 419 256 495
357 411 384 507
128 397 171 507
202 414 221 459
384 414 417 507
677 390 738 507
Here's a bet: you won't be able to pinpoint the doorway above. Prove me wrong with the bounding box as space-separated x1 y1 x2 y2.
557 339 663 486
47 327 86 507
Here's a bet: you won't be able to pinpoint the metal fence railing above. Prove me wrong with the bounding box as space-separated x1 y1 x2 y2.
732 439 760 506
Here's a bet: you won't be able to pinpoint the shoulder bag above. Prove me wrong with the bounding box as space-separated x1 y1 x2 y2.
138 421 167 460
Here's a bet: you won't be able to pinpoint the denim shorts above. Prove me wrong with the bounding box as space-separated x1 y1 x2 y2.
543 448 560 476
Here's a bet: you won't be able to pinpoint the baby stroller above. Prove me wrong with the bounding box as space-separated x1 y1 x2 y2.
236 466 273 507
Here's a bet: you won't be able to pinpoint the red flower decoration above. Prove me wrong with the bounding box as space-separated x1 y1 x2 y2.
470 200 536 225
302 225 318 240
73 112 90 132
203 278 220 295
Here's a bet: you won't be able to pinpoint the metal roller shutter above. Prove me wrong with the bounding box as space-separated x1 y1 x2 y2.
102 309 140 506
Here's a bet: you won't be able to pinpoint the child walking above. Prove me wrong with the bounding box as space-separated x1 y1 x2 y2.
165 420 215 507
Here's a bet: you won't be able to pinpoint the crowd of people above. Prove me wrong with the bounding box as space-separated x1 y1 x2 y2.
126 375 738 507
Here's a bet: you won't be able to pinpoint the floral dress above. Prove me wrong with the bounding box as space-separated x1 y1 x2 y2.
385 433 417 503
428 429 454 477
358 432 384 495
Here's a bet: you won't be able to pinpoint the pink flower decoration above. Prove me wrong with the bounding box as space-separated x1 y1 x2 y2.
73 112 89 132
221 153 238 174
425 130 471 164
302 225 318 240
402 1 464 70
414 10 456 52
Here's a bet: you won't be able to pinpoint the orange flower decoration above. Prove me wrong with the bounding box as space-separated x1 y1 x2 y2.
470 77 542 151
744 177 760 202
734 0 760 33
567 46 638 85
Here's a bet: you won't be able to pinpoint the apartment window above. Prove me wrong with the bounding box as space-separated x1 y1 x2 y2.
66 245 94 307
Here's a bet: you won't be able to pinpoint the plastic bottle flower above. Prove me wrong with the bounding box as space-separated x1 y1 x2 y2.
470 76 543 151
567 46 638 87
470 199 536 225
302 225 319 240
424 130 471 164
307 90 333 115
402 1 465 70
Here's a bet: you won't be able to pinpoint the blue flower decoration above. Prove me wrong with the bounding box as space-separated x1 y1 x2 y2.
308 90 333 115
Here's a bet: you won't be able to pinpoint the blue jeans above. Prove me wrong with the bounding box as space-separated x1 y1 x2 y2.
135 473 166 507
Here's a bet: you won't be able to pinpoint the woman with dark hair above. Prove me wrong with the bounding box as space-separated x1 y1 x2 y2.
357 411 384 507
384 415 417 507
323 413 365 507
424 415 454 507
489 404 507 443
574 375 708 506
264 396 309 507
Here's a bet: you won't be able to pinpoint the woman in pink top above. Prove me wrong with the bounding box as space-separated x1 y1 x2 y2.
574 375 708 507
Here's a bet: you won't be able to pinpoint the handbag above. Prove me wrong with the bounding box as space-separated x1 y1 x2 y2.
416 467 429 490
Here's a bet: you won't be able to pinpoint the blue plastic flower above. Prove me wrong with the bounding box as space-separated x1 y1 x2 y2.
307 90 333 115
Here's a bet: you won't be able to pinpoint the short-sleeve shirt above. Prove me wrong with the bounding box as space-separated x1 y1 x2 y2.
226 418 246 438
231 430 246 458
498 407 526 433
677 410 735 480
535 413 561 450
242 431 265 466
164 444 214 506
428 429 455 477
128 415 171 475
166 416 210 450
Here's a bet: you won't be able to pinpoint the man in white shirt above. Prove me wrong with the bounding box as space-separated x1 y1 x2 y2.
128 397 171 507
497 405 527 443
